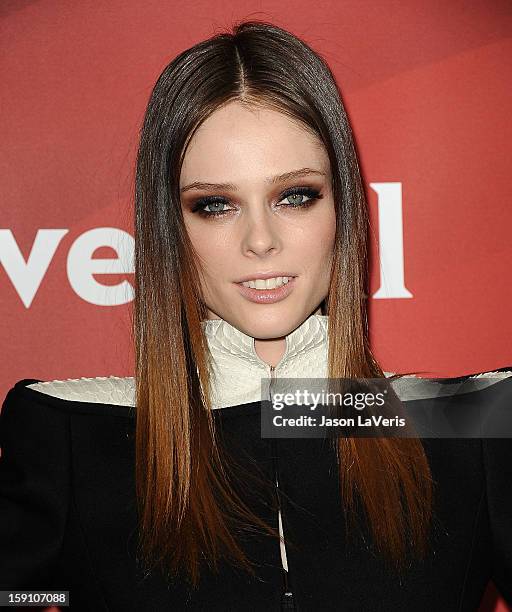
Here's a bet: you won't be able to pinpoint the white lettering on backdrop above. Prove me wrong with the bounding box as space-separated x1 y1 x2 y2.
0 228 134 307
369 182 413 299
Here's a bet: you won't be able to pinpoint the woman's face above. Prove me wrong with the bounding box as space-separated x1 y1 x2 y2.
179 100 336 340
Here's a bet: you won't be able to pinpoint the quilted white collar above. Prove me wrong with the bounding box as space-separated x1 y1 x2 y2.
202 313 329 408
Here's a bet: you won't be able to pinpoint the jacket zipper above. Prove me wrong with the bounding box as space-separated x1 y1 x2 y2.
269 364 275 398
269 365 296 610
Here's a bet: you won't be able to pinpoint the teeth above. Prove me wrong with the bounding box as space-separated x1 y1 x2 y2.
242 276 292 290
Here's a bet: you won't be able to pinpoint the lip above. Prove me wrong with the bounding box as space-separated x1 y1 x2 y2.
234 276 297 304
234 272 297 283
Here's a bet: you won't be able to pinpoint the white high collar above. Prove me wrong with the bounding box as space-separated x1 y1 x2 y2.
201 313 329 409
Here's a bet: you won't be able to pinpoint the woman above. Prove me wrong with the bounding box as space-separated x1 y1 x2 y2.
1 20 511 611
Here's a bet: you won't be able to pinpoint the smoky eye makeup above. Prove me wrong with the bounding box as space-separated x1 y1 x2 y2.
188 185 324 219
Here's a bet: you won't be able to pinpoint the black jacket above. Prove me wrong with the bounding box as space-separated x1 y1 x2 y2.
1 374 512 611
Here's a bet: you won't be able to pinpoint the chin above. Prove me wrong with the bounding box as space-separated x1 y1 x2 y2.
240 309 306 339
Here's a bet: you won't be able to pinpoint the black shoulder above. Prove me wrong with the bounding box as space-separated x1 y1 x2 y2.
0 380 72 588
482 434 512 603
454 369 512 603
1 380 68 450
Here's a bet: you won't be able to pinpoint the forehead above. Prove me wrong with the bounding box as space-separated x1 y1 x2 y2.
180 101 329 185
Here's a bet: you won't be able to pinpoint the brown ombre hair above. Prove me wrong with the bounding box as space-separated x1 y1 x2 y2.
133 20 433 587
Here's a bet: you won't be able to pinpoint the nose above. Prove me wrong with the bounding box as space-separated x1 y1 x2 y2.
240 205 282 257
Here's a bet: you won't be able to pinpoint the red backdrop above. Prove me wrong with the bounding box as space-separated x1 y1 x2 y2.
1 1 511 610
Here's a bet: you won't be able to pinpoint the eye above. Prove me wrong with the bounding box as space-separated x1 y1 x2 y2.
278 186 322 209
190 197 234 218
190 186 323 219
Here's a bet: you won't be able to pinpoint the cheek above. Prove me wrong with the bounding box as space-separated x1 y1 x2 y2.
185 222 231 280
293 210 336 265
321 223 336 263
183 218 206 250
318 207 337 257
185 219 219 254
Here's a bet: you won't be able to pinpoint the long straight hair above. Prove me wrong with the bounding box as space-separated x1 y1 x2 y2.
133 20 433 587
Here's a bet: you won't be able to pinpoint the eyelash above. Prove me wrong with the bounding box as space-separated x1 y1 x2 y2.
190 186 323 218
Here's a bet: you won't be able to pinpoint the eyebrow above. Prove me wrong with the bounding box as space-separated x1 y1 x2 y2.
180 167 327 193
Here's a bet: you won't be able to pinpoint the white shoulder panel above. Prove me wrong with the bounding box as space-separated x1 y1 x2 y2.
26 376 136 406
389 369 512 401
25 370 512 407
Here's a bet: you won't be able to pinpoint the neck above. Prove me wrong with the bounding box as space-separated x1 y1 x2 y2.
253 336 286 368
254 306 323 367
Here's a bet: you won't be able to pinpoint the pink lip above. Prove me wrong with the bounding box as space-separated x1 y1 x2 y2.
234 277 297 304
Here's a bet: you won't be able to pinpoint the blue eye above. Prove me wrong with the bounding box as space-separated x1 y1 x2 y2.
280 187 321 208
195 199 230 216
191 186 323 218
